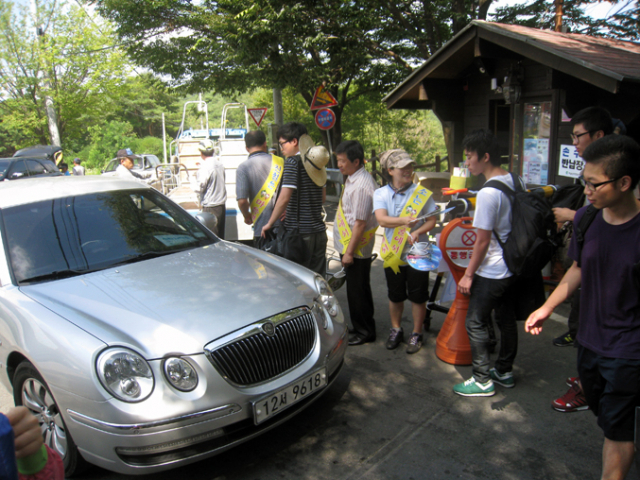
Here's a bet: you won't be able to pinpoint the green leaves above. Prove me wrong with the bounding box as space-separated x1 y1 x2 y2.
0 0 129 152
491 0 639 40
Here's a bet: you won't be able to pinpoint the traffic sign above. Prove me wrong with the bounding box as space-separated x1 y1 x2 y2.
248 108 268 127
315 108 336 131
310 86 338 111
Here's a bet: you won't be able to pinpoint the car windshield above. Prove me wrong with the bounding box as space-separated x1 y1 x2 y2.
2 189 216 284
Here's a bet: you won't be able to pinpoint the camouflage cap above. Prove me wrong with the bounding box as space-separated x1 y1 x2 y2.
379 149 415 171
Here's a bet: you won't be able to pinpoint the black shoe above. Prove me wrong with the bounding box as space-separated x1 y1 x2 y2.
553 331 574 347
385 328 404 350
349 334 376 346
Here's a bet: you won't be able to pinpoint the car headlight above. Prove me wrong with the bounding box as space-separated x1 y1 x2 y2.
315 275 339 318
163 357 198 392
96 348 154 402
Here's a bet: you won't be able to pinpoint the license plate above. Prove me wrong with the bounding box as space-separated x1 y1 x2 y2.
253 367 328 424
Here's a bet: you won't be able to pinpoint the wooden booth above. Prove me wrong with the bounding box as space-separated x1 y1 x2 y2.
383 20 640 186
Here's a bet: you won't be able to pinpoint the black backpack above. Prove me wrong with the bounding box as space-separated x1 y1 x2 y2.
483 173 560 277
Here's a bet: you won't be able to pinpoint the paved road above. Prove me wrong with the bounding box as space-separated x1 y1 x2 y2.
1 212 637 479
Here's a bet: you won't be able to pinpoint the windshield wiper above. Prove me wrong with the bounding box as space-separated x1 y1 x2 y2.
111 250 174 267
19 269 87 284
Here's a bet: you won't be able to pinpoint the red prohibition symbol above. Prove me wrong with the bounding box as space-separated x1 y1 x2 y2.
462 231 477 246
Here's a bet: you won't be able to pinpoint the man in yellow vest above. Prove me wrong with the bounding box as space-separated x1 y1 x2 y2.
373 150 437 354
236 131 284 245
333 140 379 346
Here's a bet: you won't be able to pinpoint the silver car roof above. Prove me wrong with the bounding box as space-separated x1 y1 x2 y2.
0 176 150 209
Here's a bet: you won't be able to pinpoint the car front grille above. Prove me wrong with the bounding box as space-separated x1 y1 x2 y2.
207 308 317 386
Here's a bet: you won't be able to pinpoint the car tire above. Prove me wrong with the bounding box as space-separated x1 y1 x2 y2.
13 362 90 477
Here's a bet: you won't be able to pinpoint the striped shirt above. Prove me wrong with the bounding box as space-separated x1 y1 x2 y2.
333 167 379 258
282 155 325 234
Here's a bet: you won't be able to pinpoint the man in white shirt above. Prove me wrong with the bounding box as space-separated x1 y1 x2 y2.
115 149 153 184
453 130 521 397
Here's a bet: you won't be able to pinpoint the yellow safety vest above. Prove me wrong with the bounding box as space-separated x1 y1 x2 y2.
250 155 284 223
380 186 432 274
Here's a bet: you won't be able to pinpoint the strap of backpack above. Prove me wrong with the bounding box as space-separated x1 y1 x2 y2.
481 173 518 249
574 204 598 268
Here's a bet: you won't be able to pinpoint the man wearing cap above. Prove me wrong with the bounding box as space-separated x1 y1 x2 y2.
334 140 379 346
236 130 283 244
373 149 437 354
115 148 153 183
262 122 328 275
192 139 227 238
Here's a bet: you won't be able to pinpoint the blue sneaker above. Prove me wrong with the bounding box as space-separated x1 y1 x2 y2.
453 377 495 397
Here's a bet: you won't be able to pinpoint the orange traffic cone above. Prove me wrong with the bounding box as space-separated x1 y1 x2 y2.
435 289 472 364
435 218 474 365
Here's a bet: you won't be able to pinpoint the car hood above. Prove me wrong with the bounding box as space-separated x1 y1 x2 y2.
21 242 318 359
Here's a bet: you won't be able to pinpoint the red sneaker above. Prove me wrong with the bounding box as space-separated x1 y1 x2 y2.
565 376 580 388
552 384 589 412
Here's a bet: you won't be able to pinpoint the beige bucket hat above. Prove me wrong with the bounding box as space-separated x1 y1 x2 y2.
298 134 329 186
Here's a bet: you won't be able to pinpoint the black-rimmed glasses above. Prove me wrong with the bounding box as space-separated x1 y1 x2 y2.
580 176 621 191
571 131 592 141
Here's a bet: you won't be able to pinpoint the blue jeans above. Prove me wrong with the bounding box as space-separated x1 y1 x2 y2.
465 274 517 383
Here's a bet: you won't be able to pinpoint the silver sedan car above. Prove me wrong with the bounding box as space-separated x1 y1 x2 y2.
0 176 347 476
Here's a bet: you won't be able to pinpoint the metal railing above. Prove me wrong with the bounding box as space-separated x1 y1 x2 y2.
156 163 190 195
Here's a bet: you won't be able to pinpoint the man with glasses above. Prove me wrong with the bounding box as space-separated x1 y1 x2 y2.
262 122 327 275
550 107 614 415
526 135 640 480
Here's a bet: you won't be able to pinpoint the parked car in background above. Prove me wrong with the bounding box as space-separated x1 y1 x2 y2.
0 176 347 477
13 145 63 163
0 157 61 180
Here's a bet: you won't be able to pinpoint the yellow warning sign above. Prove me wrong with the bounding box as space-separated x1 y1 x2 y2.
310 86 338 111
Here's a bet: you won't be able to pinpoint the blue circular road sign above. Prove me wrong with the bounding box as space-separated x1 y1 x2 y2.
315 108 336 131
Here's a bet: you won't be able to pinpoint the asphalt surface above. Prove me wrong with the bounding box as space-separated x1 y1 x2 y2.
1 207 637 479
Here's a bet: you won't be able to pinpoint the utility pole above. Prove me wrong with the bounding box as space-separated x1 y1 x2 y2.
554 0 564 32
37 26 61 147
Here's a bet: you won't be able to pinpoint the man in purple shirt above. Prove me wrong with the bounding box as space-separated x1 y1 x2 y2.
526 135 640 480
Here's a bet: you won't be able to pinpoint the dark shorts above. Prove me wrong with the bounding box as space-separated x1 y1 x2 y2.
577 345 640 442
384 265 429 304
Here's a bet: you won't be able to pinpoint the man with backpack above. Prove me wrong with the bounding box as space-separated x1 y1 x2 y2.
525 135 640 480
453 130 525 397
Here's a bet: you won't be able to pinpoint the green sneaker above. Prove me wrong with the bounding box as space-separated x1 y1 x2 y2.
490 368 515 388
453 377 495 397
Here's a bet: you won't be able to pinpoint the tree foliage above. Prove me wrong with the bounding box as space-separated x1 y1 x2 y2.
491 0 640 40
0 0 131 154
92 0 494 146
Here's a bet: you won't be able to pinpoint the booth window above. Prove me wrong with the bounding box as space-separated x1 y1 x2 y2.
522 101 552 185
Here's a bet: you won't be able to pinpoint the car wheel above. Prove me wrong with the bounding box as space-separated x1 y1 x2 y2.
13 362 90 477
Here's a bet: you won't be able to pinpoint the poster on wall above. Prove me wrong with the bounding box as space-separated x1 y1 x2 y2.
558 144 583 178
522 138 549 185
